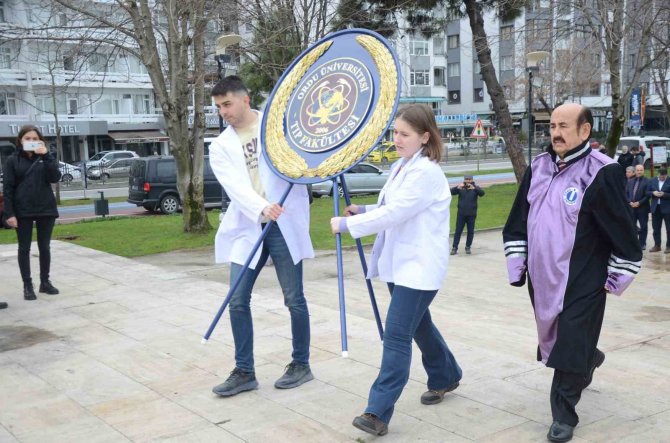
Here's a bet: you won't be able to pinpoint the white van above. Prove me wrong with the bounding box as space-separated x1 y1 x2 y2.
618 136 670 168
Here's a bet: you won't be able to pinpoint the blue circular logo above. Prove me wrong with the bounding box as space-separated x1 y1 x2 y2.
563 187 579 205
285 57 373 153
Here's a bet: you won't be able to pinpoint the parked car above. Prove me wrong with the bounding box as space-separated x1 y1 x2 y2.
127 156 223 214
58 161 82 185
311 162 389 197
86 150 139 171
367 141 399 165
87 158 134 181
617 136 670 169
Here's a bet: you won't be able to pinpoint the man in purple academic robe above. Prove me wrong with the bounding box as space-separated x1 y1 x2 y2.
503 104 642 443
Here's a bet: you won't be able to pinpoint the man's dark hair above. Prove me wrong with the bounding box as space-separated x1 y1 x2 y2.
660 168 668 176
577 106 593 139
211 75 248 97
631 146 640 152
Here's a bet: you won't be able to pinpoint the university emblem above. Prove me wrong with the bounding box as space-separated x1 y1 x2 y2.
261 29 401 183
563 187 579 205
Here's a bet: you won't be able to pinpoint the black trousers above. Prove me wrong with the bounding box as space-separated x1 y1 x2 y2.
550 369 588 426
453 214 476 249
651 206 670 247
16 216 56 284
631 206 649 247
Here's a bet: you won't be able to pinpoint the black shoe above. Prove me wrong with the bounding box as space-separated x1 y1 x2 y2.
24 284 37 301
352 413 388 436
465 247 471 255
274 362 314 389
0 302 7 309
450 247 457 255
212 368 258 397
584 349 605 388
547 421 574 442
420 381 460 405
39 280 59 295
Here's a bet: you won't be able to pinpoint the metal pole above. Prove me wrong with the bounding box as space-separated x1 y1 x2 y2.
528 70 533 166
339 175 384 341
202 183 294 343
332 178 349 357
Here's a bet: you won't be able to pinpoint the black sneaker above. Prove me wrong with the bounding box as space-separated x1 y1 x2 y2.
352 413 388 436
39 280 59 295
584 349 605 388
275 362 314 389
24 284 37 301
465 247 471 255
420 381 460 405
0 301 7 309
212 368 258 397
450 247 457 255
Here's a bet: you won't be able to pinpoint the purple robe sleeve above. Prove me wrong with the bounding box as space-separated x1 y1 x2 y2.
502 166 532 286
592 164 642 295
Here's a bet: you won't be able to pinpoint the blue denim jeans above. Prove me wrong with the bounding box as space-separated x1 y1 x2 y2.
228 223 310 372
365 284 462 424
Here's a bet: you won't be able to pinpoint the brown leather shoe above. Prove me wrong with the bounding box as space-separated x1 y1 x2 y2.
420 381 460 405
352 413 388 436
649 245 662 252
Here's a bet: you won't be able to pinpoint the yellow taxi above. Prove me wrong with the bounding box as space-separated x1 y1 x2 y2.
367 141 400 165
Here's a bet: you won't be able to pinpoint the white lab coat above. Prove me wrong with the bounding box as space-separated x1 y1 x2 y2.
346 150 451 290
209 111 314 268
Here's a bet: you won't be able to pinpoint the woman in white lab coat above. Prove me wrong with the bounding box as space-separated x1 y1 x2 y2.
331 105 462 436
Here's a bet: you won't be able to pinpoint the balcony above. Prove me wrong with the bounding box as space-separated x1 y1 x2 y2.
0 113 163 125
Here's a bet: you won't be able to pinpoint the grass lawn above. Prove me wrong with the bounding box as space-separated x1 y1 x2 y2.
0 183 518 257
445 168 514 177
58 196 128 207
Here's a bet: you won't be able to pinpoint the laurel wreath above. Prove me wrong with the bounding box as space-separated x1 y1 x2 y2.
265 35 398 179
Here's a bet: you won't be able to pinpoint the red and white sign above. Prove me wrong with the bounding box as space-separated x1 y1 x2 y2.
470 118 487 138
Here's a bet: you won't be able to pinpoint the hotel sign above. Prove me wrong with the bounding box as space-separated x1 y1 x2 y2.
0 121 108 138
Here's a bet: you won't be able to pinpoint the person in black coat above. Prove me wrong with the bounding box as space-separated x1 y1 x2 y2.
450 174 485 255
627 164 650 250
617 146 634 169
3 125 61 300
647 168 670 253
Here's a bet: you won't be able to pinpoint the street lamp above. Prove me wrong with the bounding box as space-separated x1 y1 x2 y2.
215 33 242 132
526 51 550 165
214 33 241 212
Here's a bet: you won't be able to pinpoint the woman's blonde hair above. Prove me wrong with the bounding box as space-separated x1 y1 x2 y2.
394 105 443 162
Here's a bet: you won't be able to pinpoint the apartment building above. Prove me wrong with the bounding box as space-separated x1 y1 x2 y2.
0 0 225 163
392 0 669 139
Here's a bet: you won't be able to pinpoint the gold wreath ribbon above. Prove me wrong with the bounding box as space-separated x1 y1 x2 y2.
266 35 398 179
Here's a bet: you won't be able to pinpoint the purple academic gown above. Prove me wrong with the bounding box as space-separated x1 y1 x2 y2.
503 142 642 373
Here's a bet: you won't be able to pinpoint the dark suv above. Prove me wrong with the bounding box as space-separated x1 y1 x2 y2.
127 156 223 214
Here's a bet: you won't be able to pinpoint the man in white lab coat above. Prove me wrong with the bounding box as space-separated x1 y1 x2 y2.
208 76 315 397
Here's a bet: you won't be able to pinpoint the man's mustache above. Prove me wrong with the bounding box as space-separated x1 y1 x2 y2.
553 137 565 144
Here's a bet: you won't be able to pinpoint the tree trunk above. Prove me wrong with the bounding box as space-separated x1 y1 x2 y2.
463 0 527 183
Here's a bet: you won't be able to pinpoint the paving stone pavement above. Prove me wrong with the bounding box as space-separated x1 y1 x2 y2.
0 229 669 443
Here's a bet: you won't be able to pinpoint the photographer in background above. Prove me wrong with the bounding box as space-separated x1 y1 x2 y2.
450 174 485 255
3 125 61 301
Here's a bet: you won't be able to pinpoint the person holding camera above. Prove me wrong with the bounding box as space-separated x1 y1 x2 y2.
3 125 61 300
450 175 485 255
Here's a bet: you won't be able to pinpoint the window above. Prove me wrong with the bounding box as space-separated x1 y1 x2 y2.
409 40 429 56
557 1 571 15
410 70 430 86
504 84 514 100
63 55 75 71
0 1 5 22
592 53 601 68
585 83 600 96
501 25 514 41
59 13 67 26
156 161 176 179
448 90 461 104
474 59 481 75
433 38 445 55
447 62 460 77
67 94 78 115
89 53 109 72
433 67 446 86
0 47 11 69
501 55 514 71
630 53 637 69
0 92 17 115
605 82 612 95
448 35 459 49
474 88 484 102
